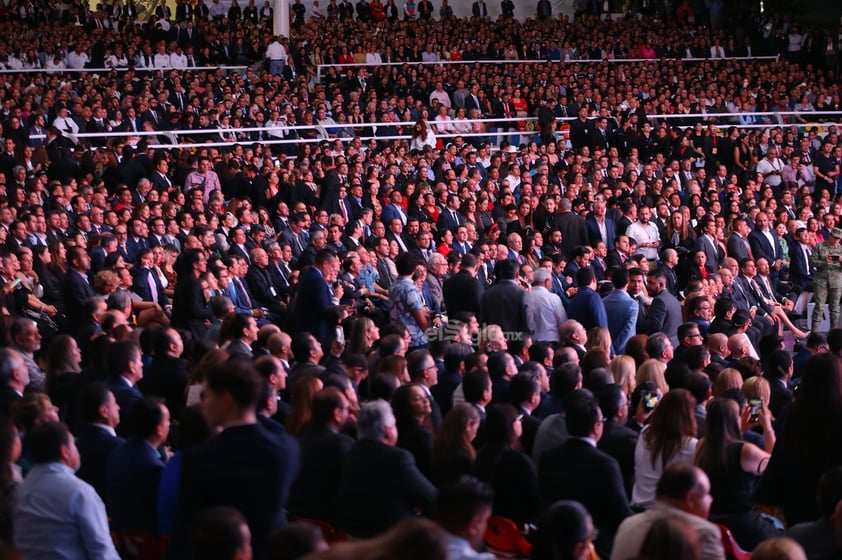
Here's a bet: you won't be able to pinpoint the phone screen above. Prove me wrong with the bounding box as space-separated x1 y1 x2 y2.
643 391 660 412
749 398 762 423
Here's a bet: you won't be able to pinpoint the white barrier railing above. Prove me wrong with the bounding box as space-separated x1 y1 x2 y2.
0 65 250 74
316 55 780 81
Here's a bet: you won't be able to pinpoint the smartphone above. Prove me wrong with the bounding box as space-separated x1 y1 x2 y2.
335 326 345 347
749 398 762 423
642 391 660 412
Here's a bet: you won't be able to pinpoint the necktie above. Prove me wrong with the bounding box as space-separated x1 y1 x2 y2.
147 270 158 304
236 278 252 308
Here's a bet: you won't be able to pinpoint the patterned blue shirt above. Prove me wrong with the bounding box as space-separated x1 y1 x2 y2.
389 276 428 347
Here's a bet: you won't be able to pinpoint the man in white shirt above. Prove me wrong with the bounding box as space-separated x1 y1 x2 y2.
265 36 287 76
625 205 661 261
429 82 452 112
52 105 79 134
169 46 188 69
65 45 90 69
153 45 171 69
611 464 724 560
756 149 784 188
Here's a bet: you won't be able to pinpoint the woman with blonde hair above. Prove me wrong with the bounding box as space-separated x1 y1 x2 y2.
610 355 636 397
586 327 613 357
712 368 744 397
636 359 668 396
742 376 771 412
479 324 507 353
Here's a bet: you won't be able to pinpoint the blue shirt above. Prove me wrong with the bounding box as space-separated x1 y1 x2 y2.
358 263 378 292
389 276 428 347
15 462 120 560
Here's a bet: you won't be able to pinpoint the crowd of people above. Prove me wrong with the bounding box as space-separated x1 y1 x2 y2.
0 0 840 559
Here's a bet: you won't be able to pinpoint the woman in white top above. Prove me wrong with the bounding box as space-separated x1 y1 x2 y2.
631 388 698 509
409 118 436 152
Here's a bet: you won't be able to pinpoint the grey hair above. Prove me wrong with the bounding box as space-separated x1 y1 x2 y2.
0 348 25 384
357 399 396 442
533 268 552 286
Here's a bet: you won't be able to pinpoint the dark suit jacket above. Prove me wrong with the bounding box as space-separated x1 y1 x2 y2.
694 235 724 274
586 215 616 249
169 423 300 560
442 270 483 317
287 423 354 523
749 228 783 265
727 233 751 262
479 280 529 337
108 377 142 435
644 289 682 346
538 438 632 558
171 274 213 342
337 439 437 538
436 208 464 234
0 386 20 418
76 424 125 502
598 421 639 498
141 355 189 419
131 266 169 307
291 267 333 345
765 376 793 421
61 269 95 331
106 438 166 533
788 243 813 290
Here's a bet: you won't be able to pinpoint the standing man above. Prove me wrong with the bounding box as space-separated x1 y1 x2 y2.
602 268 639 355
169 360 300 560
15 422 121 560
526 268 567 345
811 227 842 332
265 36 287 76
644 269 682 346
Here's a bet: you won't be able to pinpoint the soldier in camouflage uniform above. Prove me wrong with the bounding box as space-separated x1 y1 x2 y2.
811 227 842 331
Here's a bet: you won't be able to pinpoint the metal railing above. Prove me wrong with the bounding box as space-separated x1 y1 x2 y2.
42 110 842 150
316 55 780 81
0 65 250 74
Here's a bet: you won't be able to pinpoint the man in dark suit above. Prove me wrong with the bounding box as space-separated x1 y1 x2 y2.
479 259 529 340
407 350 443 431
287 387 354 523
748 212 784 288
0 348 26 418
443 254 483 318
141 329 189 419
694 216 724 274
131 248 169 309
764 351 794 421
169 360 300 560
105 340 144 436
643 269 682 347
61 246 96 333
596 385 639 499
557 198 590 259
788 227 814 292
317 156 341 215
76 383 124 502
106 397 169 534
510 372 542 457
538 389 632 558
726 217 753 262
292 250 341 346
585 195 616 249
244 247 286 323
437 194 465 234
337 399 436 537
172 250 214 342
